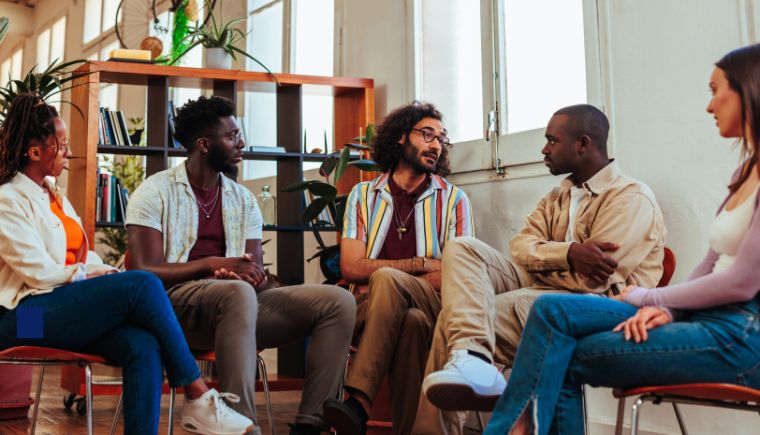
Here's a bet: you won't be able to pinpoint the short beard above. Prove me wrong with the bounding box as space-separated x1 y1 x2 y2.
401 139 436 175
207 143 237 176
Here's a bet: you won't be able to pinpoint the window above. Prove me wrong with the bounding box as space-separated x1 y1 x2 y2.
414 0 601 171
36 16 67 71
84 0 121 43
0 47 23 89
244 0 335 180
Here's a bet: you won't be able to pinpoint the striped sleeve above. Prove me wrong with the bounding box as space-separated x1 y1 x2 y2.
342 184 367 241
449 188 474 238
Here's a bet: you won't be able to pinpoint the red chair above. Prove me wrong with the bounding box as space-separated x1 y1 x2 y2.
0 345 116 435
612 383 760 435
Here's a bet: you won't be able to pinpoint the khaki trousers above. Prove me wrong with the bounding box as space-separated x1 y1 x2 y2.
168 279 356 428
346 267 441 435
412 237 571 435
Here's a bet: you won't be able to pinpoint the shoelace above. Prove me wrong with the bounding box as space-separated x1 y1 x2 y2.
210 391 242 421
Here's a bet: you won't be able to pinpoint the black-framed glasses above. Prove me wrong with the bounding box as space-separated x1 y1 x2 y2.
411 127 451 148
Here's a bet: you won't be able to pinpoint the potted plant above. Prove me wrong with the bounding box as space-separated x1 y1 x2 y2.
173 0 279 84
0 58 90 125
283 125 380 283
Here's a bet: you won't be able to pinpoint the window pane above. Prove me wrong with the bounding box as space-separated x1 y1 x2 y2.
503 0 587 133
83 0 103 43
102 0 121 32
247 2 283 73
36 29 51 70
248 0 278 13
50 17 67 64
293 0 333 76
100 39 121 60
100 84 118 112
10 49 23 81
0 60 10 88
419 0 483 143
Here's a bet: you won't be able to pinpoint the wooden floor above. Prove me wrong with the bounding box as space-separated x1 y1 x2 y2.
0 365 302 435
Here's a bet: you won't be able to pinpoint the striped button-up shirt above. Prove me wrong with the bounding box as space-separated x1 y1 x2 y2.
343 173 473 259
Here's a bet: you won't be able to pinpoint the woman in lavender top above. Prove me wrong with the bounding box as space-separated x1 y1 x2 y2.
484 44 760 434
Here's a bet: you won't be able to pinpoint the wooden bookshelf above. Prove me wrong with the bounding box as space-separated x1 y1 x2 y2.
68 61 374 378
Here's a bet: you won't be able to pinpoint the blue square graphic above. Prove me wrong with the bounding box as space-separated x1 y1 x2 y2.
17 307 44 339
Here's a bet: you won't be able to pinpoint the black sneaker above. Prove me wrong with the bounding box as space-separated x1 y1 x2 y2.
322 398 368 435
288 422 323 435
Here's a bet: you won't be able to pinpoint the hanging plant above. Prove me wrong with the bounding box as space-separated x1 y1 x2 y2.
170 0 192 65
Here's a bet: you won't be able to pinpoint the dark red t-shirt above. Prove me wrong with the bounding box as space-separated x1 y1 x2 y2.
377 175 429 260
187 182 226 261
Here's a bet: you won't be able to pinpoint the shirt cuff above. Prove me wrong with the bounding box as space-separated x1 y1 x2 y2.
69 264 87 283
623 286 648 307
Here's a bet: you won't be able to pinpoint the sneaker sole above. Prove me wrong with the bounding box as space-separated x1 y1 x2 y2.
180 417 255 435
322 402 364 435
425 382 501 412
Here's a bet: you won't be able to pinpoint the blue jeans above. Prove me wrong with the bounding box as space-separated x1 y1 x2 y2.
485 294 760 435
0 271 201 435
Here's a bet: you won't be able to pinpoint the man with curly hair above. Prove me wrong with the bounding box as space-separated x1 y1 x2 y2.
125 96 356 435
322 102 473 435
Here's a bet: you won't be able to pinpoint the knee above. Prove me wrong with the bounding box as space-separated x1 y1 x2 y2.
368 267 408 294
124 270 167 300
315 285 356 326
530 294 570 329
402 308 433 337
220 280 259 314
442 236 478 265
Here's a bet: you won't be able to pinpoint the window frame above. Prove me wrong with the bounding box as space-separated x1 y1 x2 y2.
413 0 604 174
36 15 68 71
0 45 24 89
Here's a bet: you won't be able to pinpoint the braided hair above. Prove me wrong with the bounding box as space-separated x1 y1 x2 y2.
0 93 60 185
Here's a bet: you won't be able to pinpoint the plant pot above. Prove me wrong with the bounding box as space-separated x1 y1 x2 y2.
206 48 232 70
0 365 33 421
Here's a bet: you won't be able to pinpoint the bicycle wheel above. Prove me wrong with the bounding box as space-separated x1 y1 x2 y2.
115 0 173 50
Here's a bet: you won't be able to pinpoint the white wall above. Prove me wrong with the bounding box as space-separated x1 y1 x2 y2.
340 0 758 433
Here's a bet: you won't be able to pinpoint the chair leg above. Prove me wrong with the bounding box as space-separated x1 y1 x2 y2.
85 364 94 435
168 388 176 435
582 385 589 435
110 392 124 435
257 355 276 435
614 398 626 435
630 397 645 435
476 411 486 433
672 403 688 435
29 365 45 435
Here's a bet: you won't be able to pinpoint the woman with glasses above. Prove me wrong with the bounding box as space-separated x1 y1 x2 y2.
484 44 760 434
0 93 254 435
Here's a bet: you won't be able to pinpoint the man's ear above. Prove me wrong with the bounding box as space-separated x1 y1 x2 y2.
577 134 592 154
196 137 209 154
398 134 407 145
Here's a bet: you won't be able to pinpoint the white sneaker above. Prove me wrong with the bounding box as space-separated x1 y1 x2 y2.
180 389 256 435
422 349 507 412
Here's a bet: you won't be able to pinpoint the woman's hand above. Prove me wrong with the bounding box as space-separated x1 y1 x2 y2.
613 306 672 342
611 284 637 301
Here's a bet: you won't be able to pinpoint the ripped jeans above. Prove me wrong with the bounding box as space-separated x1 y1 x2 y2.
485 294 760 435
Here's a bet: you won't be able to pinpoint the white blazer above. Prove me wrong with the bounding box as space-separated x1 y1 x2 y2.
0 173 116 309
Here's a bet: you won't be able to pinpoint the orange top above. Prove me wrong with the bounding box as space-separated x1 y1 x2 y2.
49 196 86 266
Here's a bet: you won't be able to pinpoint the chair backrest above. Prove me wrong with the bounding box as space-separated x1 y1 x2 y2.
656 247 676 288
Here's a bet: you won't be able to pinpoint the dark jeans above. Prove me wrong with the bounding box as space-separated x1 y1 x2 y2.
0 271 200 435
486 294 760 435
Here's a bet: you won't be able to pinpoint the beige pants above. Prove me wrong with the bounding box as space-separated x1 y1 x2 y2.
168 279 356 428
412 237 571 435
346 267 441 435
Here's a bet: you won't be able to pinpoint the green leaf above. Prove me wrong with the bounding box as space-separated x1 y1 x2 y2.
282 180 315 192
307 182 337 199
303 197 330 224
348 159 382 172
0 17 9 45
319 156 337 178
366 124 376 144
334 146 351 184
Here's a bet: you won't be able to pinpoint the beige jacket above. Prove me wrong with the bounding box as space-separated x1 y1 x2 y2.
509 161 666 294
0 173 115 309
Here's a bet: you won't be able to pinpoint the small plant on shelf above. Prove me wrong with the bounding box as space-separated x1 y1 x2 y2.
282 125 380 283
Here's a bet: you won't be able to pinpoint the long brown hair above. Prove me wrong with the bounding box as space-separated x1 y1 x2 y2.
0 93 60 185
716 44 760 191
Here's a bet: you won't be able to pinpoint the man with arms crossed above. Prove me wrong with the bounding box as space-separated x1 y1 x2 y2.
414 104 666 434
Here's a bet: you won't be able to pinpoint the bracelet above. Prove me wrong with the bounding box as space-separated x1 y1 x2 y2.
421 256 428 273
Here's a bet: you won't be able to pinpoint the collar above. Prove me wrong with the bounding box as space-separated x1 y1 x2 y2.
173 162 234 193
388 173 430 198
10 173 59 201
560 160 620 196
372 172 446 193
